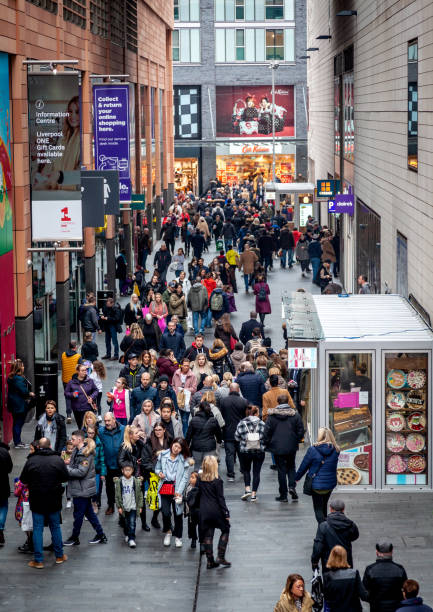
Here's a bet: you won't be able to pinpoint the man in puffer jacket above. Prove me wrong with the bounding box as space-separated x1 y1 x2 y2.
98 413 125 515
63 430 107 546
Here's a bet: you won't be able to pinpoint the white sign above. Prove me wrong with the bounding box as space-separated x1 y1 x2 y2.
228 142 283 155
32 200 83 241
299 203 313 227
288 347 317 369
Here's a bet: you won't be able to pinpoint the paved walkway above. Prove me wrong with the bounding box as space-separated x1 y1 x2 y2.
2 240 433 610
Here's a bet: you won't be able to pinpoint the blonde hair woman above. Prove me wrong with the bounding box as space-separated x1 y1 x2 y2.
192 353 214 390
295 427 340 524
274 574 314 612
120 322 146 362
324 546 367 611
198 455 231 569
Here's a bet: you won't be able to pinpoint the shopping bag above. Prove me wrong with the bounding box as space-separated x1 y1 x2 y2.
142 305 150 317
133 282 140 297
158 318 166 333
311 569 324 611
146 472 160 511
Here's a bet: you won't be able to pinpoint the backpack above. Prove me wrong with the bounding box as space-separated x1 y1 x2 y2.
210 291 224 312
257 286 267 301
245 420 261 451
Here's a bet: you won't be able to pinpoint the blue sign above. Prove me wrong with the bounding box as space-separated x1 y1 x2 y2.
93 85 130 201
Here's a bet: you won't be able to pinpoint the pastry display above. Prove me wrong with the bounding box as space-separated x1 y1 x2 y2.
353 453 369 471
407 390 425 410
386 413 405 432
407 370 426 389
407 412 426 431
386 391 406 410
408 455 426 474
387 370 407 389
386 433 405 453
387 454 407 474
333 406 371 433
337 467 361 486
406 433 425 452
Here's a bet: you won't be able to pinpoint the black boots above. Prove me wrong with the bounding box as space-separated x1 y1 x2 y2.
215 532 231 567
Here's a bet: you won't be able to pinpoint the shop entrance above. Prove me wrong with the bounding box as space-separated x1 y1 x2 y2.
174 158 198 193
216 153 294 185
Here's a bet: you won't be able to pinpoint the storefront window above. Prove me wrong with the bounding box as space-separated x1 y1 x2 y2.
174 158 198 193
385 353 428 486
329 353 373 486
216 152 294 185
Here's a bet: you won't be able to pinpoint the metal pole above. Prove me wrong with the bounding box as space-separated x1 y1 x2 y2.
271 64 276 183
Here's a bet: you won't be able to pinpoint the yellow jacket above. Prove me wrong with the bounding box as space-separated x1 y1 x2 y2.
226 249 239 266
61 351 81 384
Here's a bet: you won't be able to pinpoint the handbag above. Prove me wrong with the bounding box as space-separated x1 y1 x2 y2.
311 569 324 611
229 335 237 351
159 482 175 496
303 457 325 496
119 338 138 364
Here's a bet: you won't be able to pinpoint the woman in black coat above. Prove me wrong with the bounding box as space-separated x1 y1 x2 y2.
214 314 238 353
119 323 147 362
208 339 235 380
124 294 143 329
185 401 222 466
323 546 368 612
197 455 230 569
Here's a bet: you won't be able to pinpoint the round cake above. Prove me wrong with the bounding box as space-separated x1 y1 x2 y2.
387 454 407 474
407 370 426 389
407 455 426 474
406 433 425 452
386 433 405 453
387 369 407 389
408 412 426 431
386 391 406 410
386 413 406 432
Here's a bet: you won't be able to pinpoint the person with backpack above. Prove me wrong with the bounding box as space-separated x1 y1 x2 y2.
209 287 228 322
234 405 265 502
100 297 123 361
253 274 271 326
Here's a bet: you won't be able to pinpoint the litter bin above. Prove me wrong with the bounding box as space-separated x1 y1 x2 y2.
35 361 58 419
97 289 114 312
216 238 224 252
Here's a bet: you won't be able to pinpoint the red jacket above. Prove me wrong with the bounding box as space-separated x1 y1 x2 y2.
202 278 217 302
292 230 302 245
156 357 178 384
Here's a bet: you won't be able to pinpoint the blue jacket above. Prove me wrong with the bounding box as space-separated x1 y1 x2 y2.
7 375 30 415
308 240 322 259
160 330 186 361
236 370 266 408
155 449 194 515
129 385 158 422
295 443 340 490
396 599 433 612
98 423 125 470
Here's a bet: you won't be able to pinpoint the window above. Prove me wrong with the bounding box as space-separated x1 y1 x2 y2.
174 0 179 20
174 86 201 139
266 0 284 19
26 0 58 15
266 29 284 60
63 0 86 29
408 39 418 171
173 30 180 61
175 0 199 21
236 0 244 19
343 72 354 162
236 29 245 59
173 28 200 62
334 77 341 155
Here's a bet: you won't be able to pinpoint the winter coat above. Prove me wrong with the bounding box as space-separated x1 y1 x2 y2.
190 232 206 255
118 364 145 390
197 477 230 529
296 239 310 261
67 443 97 498
7 375 31 415
202 277 217 300
219 392 249 441
129 384 157 422
258 233 274 255
131 410 160 441
295 443 340 491
222 222 236 240
0 443 12 502
235 415 266 453
155 449 194 514
279 228 295 250
61 350 82 384
187 283 209 312
98 423 125 470
236 370 266 408
308 240 322 260
231 349 246 374
208 346 235 379
160 330 186 361
185 410 222 452
214 323 238 352
238 250 258 275
80 304 100 332
312 511 360 570
274 590 314 612
262 388 294 421
262 405 305 455
118 438 146 473
93 435 106 476
153 248 172 272
323 568 367 612
154 384 179 412
124 303 143 327
158 413 183 440
239 318 263 344
140 319 162 351
396 598 433 612
183 344 210 362
34 413 67 453
155 357 178 384
172 369 198 396
169 293 187 319
253 281 271 314
119 335 147 362
362 558 408 612
101 303 123 331
64 376 99 413
321 238 336 263
81 341 99 362
20 448 69 514
197 218 210 240
114 475 144 513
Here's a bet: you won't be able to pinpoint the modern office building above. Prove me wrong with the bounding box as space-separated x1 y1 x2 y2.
307 0 433 320
173 0 307 194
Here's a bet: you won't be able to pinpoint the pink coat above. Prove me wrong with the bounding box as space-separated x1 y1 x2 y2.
253 282 271 314
171 369 198 394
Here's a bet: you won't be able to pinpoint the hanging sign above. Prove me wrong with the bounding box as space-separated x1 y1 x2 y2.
288 347 317 369
81 169 120 214
28 73 82 240
316 179 341 199
81 176 105 227
328 193 354 215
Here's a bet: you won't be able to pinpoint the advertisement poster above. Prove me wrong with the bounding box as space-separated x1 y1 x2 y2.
28 73 82 241
288 348 317 369
93 85 131 201
216 85 294 139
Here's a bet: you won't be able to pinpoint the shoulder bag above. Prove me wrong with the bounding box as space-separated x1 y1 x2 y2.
79 384 97 413
119 338 138 364
303 454 325 496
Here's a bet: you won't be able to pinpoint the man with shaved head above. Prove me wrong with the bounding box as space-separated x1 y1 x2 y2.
219 383 249 482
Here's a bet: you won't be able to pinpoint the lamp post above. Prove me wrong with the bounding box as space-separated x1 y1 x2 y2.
269 60 280 183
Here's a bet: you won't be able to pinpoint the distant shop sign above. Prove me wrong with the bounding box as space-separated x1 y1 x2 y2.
328 193 354 215
316 179 341 199
228 142 283 155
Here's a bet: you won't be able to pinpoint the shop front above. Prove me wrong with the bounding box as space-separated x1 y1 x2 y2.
216 142 295 185
174 145 201 194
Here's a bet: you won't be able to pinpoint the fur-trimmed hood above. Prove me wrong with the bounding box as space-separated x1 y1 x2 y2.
267 404 297 419
209 346 228 361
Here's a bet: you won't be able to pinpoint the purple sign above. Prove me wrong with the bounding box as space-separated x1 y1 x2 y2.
93 85 130 201
328 193 354 215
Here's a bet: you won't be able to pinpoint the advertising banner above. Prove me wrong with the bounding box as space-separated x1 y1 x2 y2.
216 85 294 139
328 193 355 215
93 85 131 201
81 169 120 214
81 176 105 227
29 73 82 241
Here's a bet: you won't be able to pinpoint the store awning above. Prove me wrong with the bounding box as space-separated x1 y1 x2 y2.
265 182 315 194
282 291 324 340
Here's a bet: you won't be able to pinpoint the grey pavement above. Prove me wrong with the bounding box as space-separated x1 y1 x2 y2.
2 240 433 610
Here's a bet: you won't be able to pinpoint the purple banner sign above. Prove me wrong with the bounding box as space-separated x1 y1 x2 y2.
328 193 354 215
93 85 130 201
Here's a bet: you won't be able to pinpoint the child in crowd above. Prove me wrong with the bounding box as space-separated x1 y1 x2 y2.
90 360 106 416
114 463 144 548
81 331 99 363
14 440 38 553
61 440 74 509
184 471 200 550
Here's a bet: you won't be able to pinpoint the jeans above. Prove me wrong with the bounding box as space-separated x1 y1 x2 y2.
105 468 121 508
274 453 297 498
123 509 137 541
179 409 190 436
32 510 63 563
224 440 240 478
243 273 252 292
192 450 216 469
72 497 104 539
205 309 213 327
312 490 333 524
239 452 265 491
160 494 183 538
280 248 294 268
310 257 321 284
105 324 119 358
117 417 128 426
224 239 233 251
141 248 149 269
12 414 26 446
159 267 168 284
192 310 206 334
0 501 8 530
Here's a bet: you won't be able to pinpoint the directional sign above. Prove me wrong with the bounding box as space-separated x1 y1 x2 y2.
81 170 120 214
130 194 145 210
81 176 105 227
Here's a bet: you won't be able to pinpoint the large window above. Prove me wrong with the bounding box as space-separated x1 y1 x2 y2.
174 0 199 21
173 28 200 62
173 86 201 139
236 0 244 19
334 46 354 164
266 0 284 19
216 0 294 21
408 39 418 171
236 29 245 60
216 27 294 62
266 29 284 60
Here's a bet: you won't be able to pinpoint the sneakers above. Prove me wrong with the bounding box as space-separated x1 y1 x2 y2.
66 499 72 509
163 533 172 547
55 554 68 564
175 538 182 548
275 496 288 502
128 540 136 548
28 561 44 569
227 476 235 482
289 488 299 501
18 541 33 554
250 494 257 502
63 537 80 546
88 533 107 545
124 535 129 543
15 443 29 449
241 490 252 501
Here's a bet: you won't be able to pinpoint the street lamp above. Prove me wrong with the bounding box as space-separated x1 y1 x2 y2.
269 60 280 183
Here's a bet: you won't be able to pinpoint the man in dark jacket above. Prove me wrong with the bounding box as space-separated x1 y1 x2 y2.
34 399 66 453
160 219 176 254
311 498 359 570
80 295 100 338
308 235 323 285
239 311 264 345
100 297 123 360
0 441 12 546
185 403 222 465
222 220 237 250
190 376 214 413
279 225 295 269
20 438 69 568
219 383 249 481
236 362 266 410
396 580 433 612
190 229 206 259
263 397 305 501
153 242 172 283
362 540 408 612
119 354 145 390
184 334 210 361
258 230 274 272
187 282 209 334
98 413 125 514
129 372 158 422
160 319 186 361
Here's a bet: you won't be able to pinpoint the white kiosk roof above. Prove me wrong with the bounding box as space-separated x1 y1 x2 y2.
312 294 433 344
264 182 315 194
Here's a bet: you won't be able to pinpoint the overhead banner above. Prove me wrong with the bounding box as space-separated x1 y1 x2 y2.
81 176 105 227
216 85 295 139
81 169 120 214
93 85 131 202
28 73 82 241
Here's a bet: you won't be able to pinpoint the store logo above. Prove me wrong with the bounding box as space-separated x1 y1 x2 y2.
274 89 289 95
241 144 272 154
35 99 44 110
